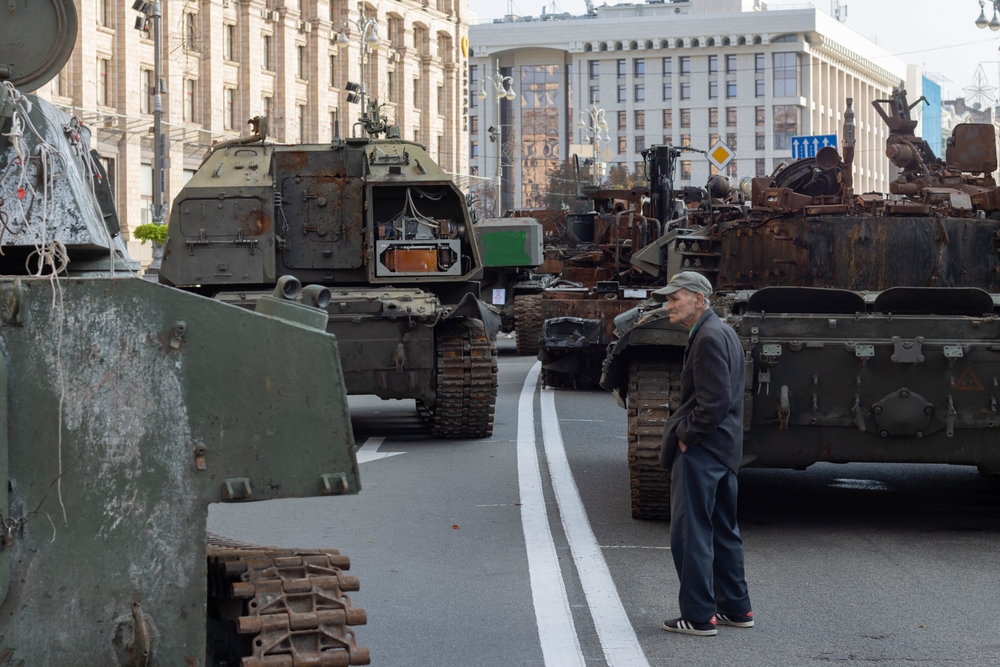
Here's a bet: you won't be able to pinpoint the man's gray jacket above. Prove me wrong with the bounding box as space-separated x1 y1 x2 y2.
660 309 746 472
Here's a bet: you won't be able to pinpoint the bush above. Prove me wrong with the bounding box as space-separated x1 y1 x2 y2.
132 223 167 245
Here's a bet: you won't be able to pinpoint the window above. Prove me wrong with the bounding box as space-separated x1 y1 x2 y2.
590 86 600 103
140 68 152 115
773 104 798 149
663 57 672 76
298 104 305 143
726 107 737 127
709 133 719 147
634 59 645 77
589 60 600 79
663 109 672 129
708 55 718 75
756 106 765 126
262 35 272 71
618 136 627 154
263 95 272 119
618 111 627 131
224 24 235 61
680 82 691 100
413 78 420 107
96 0 107 26
617 59 626 78
663 82 672 101
680 108 691 128
330 55 338 87
681 160 691 180
471 141 479 158
681 134 691 147
224 88 235 130
727 133 737 150
635 136 645 153
709 81 718 99
755 132 765 150
387 70 395 102
97 58 109 106
634 84 645 102
756 158 766 177
725 81 736 98
755 53 765 73
773 53 798 97
470 65 478 107
709 108 718 127
389 17 404 48
617 84 626 102
437 85 445 114
184 79 194 123
184 13 195 50
470 115 478 133
330 111 338 140
140 164 152 225
679 57 691 75
755 80 765 98
726 55 737 74
635 110 645 130
297 46 306 79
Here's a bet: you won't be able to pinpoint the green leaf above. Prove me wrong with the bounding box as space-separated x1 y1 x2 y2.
132 223 168 245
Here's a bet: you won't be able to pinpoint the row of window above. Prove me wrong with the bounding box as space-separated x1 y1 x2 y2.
590 54 771 79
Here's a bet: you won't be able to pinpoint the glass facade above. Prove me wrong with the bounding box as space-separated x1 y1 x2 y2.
773 104 798 149
773 53 798 97
520 65 561 208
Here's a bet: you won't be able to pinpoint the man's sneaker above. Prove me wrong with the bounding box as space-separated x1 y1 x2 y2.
662 616 717 636
717 612 754 628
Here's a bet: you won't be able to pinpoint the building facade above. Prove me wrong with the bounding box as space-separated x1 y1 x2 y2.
469 0 908 211
35 0 470 264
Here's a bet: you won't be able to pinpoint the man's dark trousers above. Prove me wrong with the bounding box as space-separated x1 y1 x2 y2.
669 444 751 623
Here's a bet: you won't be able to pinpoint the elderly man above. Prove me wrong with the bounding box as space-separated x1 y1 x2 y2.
656 271 752 637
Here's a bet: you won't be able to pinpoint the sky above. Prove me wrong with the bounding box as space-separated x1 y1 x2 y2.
467 0 1000 103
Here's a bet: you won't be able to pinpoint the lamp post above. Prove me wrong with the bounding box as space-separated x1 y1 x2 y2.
975 0 1000 30
337 6 381 126
577 105 609 187
477 60 516 217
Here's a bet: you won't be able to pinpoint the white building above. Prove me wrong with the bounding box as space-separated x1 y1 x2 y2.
468 0 907 211
35 0 470 265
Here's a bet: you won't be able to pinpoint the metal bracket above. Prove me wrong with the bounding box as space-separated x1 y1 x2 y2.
169 321 186 349
943 345 964 368
778 385 790 430
854 344 874 358
852 394 866 432
890 336 925 363
946 396 956 437
320 473 348 495
762 343 782 357
222 477 252 500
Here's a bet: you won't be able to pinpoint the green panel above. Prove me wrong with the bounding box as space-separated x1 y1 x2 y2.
481 230 532 267
0 277 357 665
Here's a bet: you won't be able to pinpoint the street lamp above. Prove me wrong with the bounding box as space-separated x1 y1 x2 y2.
578 105 609 186
478 60 516 217
336 6 381 130
976 0 1000 30
132 0 165 227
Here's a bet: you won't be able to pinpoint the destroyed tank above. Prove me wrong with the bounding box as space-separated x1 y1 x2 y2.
603 92 1000 520
0 4 368 664
160 106 498 438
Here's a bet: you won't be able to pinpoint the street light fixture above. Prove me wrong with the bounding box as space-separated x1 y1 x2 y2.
579 105 610 186
976 0 1000 30
336 6 381 127
480 60 516 216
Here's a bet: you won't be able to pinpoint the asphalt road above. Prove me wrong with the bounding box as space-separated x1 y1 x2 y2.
209 337 1000 667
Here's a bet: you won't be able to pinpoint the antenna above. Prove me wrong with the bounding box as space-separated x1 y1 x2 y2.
831 0 847 22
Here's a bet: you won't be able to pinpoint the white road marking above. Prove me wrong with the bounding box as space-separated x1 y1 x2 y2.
517 362 586 667
355 437 406 464
600 545 671 550
541 387 652 667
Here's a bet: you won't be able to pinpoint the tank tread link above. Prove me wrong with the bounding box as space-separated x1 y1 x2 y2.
627 362 680 520
513 294 543 356
207 534 370 667
426 320 499 438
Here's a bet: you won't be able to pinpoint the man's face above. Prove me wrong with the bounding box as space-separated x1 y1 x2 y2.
664 288 705 327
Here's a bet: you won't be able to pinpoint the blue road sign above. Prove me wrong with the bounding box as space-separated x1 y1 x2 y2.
790 134 838 160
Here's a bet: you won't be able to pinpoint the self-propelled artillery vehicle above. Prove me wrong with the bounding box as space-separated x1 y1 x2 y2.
604 93 1000 520
160 108 499 438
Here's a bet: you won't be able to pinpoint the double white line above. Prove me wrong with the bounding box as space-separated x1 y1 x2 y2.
518 361 651 667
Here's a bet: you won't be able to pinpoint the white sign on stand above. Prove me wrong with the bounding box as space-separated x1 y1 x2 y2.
492 288 506 306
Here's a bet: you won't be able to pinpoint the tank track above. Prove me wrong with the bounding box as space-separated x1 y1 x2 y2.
627 362 681 521
428 319 498 439
207 533 370 667
513 294 543 356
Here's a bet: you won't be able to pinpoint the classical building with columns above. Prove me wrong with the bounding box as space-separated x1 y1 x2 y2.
34 0 470 265
468 0 909 211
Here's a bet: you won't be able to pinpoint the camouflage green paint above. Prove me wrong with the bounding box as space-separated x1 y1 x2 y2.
481 230 533 268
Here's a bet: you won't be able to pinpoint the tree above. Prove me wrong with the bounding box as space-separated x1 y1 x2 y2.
544 159 591 213
602 164 649 190
470 180 497 221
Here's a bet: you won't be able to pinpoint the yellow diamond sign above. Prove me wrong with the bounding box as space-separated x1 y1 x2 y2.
707 140 735 171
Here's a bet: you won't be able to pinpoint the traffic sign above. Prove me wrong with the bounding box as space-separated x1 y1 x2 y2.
791 134 837 160
706 140 735 171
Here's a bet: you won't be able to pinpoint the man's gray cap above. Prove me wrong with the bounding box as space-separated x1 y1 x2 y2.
652 271 714 302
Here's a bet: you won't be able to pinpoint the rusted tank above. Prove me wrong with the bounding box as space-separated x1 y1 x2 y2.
604 91 1000 520
0 6 367 664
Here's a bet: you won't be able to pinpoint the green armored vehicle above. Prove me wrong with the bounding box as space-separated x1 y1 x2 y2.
0 4 368 664
603 93 1000 520
160 109 498 438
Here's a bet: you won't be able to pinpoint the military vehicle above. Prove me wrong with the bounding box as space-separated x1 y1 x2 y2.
603 93 1000 520
0 4 368 664
160 106 499 438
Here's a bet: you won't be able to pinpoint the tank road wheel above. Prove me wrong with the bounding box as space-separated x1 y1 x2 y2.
627 361 681 521
513 294 543 356
206 534 370 667
430 320 499 439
